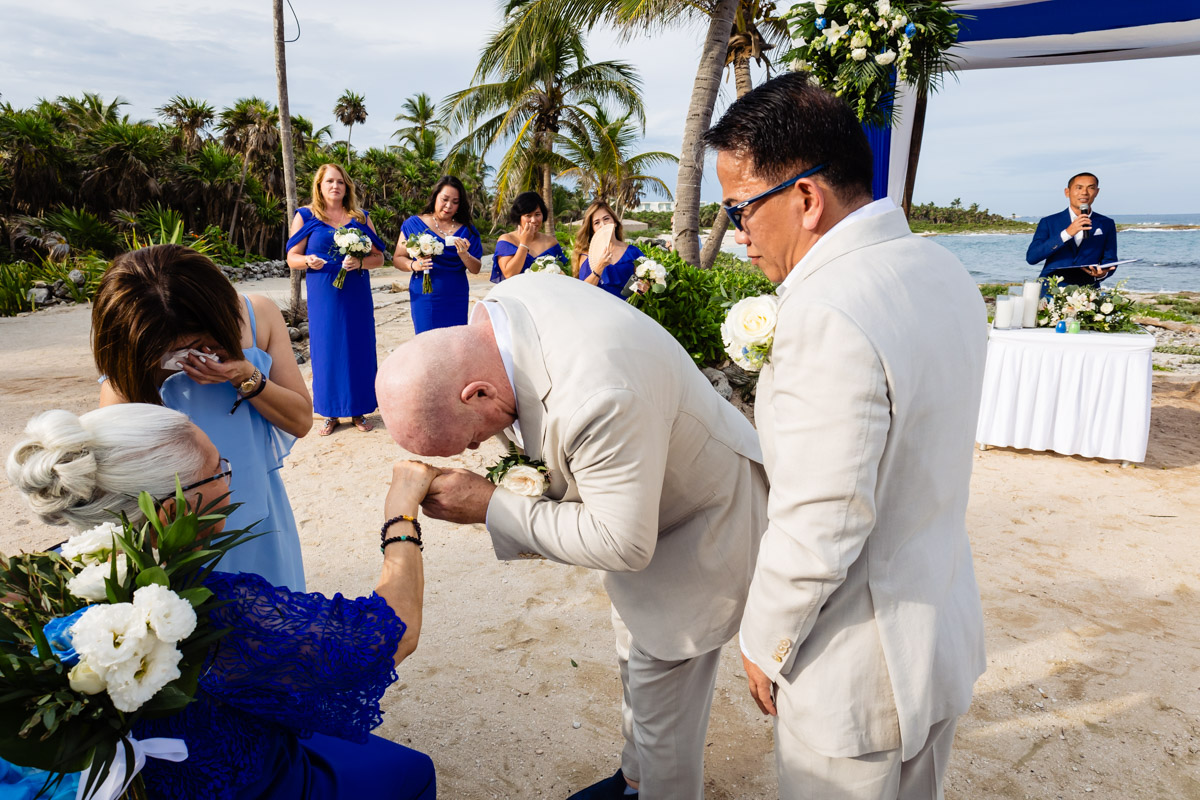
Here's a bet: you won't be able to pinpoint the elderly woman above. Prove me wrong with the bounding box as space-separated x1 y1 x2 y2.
491 191 567 282
6 404 438 800
394 176 483 332
573 201 644 299
287 163 387 436
94 244 311 591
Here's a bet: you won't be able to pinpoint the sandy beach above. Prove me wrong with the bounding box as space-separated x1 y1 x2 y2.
1 271 1198 799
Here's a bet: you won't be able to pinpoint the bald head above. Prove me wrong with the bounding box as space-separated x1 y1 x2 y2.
377 321 516 456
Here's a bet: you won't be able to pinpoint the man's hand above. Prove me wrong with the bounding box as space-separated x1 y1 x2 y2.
1065 214 1092 237
1082 264 1115 279
422 468 495 524
385 461 441 521
742 652 778 716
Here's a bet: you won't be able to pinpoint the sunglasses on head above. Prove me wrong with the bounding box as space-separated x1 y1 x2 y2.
723 163 827 232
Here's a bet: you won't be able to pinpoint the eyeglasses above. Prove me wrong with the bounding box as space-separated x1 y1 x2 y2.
180 457 232 495
722 163 828 232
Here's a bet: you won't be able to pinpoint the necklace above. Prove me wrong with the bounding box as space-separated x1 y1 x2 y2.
429 215 455 238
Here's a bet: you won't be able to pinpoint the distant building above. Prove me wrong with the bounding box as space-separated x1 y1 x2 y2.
635 200 675 213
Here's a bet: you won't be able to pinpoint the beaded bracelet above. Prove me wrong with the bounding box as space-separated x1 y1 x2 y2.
381 514 423 552
381 534 423 553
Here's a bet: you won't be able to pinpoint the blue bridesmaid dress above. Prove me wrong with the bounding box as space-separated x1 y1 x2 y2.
400 216 483 333
286 207 387 419
578 244 644 299
135 572 436 800
160 298 305 592
490 241 567 283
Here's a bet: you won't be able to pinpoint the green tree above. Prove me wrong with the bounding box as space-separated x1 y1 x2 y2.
393 93 446 159
157 96 215 160
333 90 368 157
219 97 280 244
79 120 168 212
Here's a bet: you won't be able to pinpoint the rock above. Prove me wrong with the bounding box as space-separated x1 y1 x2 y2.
52 280 72 299
288 326 303 342
26 287 51 305
68 269 86 286
32 280 48 289
299 323 309 336
702 367 733 400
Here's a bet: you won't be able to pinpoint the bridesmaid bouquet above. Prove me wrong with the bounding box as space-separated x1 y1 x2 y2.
623 256 669 298
405 233 444 294
529 254 570 276
329 227 375 289
0 487 253 799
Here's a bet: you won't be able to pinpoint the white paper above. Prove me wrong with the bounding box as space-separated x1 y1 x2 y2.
160 349 220 371
443 235 457 247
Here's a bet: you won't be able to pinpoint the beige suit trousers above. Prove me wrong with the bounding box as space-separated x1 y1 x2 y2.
775 717 958 800
613 608 723 799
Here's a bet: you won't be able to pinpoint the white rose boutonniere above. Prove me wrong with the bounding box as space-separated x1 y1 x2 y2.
721 294 779 372
487 443 550 497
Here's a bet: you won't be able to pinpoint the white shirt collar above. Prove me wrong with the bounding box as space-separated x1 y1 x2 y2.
777 197 896 295
472 300 522 446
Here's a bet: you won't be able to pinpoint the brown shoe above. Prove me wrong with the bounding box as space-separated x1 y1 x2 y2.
352 416 374 432
319 418 339 436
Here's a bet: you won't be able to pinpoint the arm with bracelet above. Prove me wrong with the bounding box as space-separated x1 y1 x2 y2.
375 460 439 665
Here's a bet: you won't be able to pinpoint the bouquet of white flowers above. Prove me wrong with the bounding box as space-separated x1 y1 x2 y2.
1036 276 1138 332
328 226 375 289
623 256 669 297
0 487 254 798
406 233 444 294
721 293 780 372
529 254 570 276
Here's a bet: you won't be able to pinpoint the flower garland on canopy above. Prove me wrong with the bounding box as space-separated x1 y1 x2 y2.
780 0 965 125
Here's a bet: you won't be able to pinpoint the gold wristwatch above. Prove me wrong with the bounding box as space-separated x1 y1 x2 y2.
238 368 262 395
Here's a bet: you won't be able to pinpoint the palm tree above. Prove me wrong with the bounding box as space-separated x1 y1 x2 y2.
79 120 168 212
177 141 242 230
57 93 127 133
333 90 367 157
219 97 280 242
0 108 75 214
442 20 643 231
291 115 333 153
393 93 446 155
157 96 215 159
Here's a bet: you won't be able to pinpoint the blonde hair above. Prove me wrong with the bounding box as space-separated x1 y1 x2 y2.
6 406 207 530
309 163 366 225
572 201 624 275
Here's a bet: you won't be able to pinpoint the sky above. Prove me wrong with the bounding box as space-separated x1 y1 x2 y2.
0 0 1195 217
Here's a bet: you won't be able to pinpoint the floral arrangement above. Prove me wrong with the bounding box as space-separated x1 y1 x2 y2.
529 253 570 276
780 0 964 126
405 233 444 294
623 256 669 298
721 294 780 372
328 226 375 289
0 488 252 798
486 443 549 497
1037 276 1139 333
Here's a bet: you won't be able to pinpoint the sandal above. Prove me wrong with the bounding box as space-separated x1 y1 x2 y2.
352 416 374 433
319 418 339 436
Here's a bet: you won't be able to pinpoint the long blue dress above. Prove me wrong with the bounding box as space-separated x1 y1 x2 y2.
286 207 387 418
135 572 436 800
160 297 305 592
490 241 567 283
400 216 483 333
578 243 645 299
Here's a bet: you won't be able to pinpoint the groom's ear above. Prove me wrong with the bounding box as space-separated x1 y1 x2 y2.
461 381 495 404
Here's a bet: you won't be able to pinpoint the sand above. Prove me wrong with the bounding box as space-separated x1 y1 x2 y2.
1 271 1198 799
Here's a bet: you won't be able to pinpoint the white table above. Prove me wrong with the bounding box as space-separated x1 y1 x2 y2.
975 327 1155 463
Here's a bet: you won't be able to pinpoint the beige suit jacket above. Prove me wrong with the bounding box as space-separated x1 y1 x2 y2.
484 275 768 661
741 208 988 761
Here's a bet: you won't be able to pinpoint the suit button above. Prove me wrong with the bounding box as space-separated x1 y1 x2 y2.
772 654 783 662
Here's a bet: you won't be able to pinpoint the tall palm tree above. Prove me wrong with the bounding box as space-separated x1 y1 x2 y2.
177 141 242 230
158 95 215 160
333 90 367 157
56 93 127 133
0 108 74 214
393 93 446 154
442 20 643 232
219 97 280 242
79 120 168 212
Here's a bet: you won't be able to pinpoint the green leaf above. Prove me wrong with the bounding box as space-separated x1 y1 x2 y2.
135 566 169 588
175 586 213 608
570 659 578 668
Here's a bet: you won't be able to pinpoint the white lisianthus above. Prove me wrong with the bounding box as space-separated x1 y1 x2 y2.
104 638 182 713
722 295 779 351
417 233 436 252
499 465 548 497
813 0 827 13
875 50 897 65
133 584 197 644
850 31 870 48
70 603 152 669
68 660 107 695
67 555 130 602
1100 302 1114 314
851 47 868 61
61 523 122 566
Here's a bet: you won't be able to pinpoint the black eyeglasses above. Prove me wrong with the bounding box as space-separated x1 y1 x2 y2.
180 457 232 495
722 163 828 232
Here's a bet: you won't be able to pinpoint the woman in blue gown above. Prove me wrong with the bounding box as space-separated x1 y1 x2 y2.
93 245 313 592
7 404 438 800
491 191 567 281
395 176 483 332
287 163 387 436
573 201 644 299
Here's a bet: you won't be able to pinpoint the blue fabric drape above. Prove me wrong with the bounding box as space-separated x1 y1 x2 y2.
863 123 892 201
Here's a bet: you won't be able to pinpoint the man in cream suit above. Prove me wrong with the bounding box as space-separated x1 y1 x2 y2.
375 275 768 799
704 73 987 798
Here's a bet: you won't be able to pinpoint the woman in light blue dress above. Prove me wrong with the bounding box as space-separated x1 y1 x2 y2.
491 191 567 281
93 245 313 591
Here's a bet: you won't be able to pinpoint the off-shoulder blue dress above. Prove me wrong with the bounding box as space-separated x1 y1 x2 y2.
578 244 644 299
286 207 387 418
490 241 567 282
160 297 305 592
135 572 435 800
400 217 482 333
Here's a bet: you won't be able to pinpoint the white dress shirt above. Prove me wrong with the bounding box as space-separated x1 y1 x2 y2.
472 300 523 447
777 198 897 296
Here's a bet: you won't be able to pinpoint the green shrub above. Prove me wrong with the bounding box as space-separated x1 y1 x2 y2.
0 261 36 316
0 254 110 316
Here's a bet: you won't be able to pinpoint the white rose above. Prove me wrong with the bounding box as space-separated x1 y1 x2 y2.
406 247 420 259
104 638 182 713
875 50 897 65
850 31 870 48
70 603 152 669
61 523 122 566
1100 302 1114 314
68 660 107 695
722 295 779 349
133 584 197 644
851 47 868 61
67 555 130 602
499 465 547 497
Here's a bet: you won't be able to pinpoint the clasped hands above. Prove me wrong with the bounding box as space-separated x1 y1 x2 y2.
386 461 495 526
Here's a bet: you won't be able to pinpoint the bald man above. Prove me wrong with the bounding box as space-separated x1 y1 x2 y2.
377 275 768 800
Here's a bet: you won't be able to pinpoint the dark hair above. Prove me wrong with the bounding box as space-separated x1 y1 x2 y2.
423 175 477 237
508 191 548 225
92 244 244 405
1067 172 1099 187
703 72 873 202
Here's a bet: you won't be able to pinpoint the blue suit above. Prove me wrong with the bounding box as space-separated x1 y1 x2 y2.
1025 208 1118 288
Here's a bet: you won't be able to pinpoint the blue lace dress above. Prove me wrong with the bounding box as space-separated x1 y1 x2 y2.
134 572 435 800
400 216 483 333
578 243 644 299
490 241 567 282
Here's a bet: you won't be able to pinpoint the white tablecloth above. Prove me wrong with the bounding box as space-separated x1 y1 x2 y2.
975 327 1154 462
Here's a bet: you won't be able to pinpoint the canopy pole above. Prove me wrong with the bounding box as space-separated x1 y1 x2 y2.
902 92 928 218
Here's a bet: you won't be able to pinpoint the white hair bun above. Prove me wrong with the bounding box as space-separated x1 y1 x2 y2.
6 409 99 527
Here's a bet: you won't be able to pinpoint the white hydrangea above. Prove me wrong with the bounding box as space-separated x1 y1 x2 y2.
133 584 197 644
60 522 122 566
851 48 869 61
875 50 897 65
104 638 183 713
67 555 130 602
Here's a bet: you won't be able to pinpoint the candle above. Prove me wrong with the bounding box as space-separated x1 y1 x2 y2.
1008 296 1025 329
993 295 1013 329
1056 320 1067 333
1022 281 1041 327
1068 318 1081 334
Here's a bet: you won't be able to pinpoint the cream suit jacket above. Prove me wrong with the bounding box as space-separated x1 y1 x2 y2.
484 275 768 661
740 208 988 761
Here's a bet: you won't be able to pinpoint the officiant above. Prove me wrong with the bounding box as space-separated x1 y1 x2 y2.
1025 171 1118 288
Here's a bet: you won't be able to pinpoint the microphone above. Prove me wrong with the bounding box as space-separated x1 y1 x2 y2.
1078 202 1091 238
